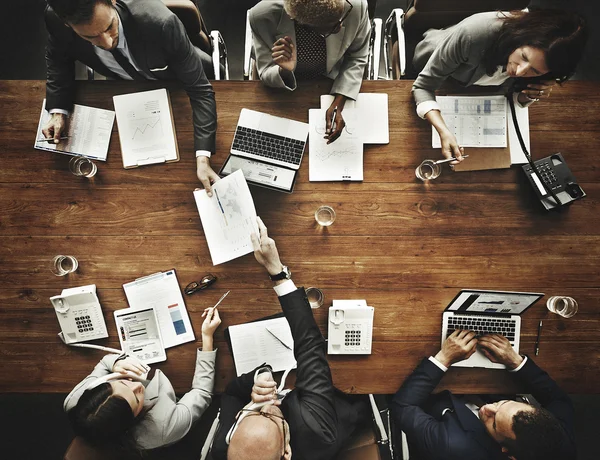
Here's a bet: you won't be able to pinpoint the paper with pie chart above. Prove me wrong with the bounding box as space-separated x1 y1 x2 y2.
194 170 259 265
113 88 180 168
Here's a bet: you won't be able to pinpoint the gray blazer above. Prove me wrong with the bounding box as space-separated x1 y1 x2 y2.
45 0 217 153
249 0 371 100
412 12 505 106
64 350 217 450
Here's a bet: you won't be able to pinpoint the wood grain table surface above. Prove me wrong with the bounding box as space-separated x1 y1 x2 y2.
0 80 598 394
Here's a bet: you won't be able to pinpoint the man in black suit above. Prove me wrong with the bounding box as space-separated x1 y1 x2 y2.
211 217 366 460
392 330 576 460
43 0 220 193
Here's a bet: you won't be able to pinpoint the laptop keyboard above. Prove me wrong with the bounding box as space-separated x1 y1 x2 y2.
446 315 517 344
232 127 305 166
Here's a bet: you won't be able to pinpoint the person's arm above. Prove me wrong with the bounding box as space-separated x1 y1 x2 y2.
391 331 477 457
160 14 219 193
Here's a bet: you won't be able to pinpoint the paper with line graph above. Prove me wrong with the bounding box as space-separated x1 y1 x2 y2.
193 170 259 265
309 108 363 181
432 95 507 148
113 88 179 168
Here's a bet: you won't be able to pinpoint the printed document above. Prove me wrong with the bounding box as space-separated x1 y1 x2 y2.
194 169 259 265
113 88 179 168
432 95 507 148
114 307 167 364
309 108 363 181
34 99 114 161
123 270 195 348
228 317 296 376
320 93 389 144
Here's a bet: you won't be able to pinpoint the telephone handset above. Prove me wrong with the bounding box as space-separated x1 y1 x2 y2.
327 301 374 355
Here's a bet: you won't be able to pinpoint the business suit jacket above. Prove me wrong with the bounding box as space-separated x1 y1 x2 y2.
45 0 217 153
64 350 217 450
249 0 371 100
211 288 363 460
412 11 507 106
391 357 576 460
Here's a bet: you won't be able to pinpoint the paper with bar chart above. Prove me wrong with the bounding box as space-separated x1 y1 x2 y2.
432 95 507 148
194 170 259 265
113 88 179 168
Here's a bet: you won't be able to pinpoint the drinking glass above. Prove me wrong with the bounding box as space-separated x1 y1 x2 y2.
415 160 442 181
315 206 336 226
51 255 79 276
69 157 97 178
305 287 324 309
546 296 578 318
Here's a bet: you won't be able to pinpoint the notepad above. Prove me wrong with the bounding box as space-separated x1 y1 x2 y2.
113 88 179 168
227 317 296 376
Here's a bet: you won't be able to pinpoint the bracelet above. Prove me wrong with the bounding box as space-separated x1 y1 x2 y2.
520 92 539 103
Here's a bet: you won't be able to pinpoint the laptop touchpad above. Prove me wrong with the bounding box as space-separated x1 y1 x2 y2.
259 113 290 136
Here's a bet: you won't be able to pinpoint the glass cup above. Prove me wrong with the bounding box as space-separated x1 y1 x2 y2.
415 160 442 181
69 157 97 178
546 296 578 318
315 206 336 226
305 287 324 309
51 255 79 276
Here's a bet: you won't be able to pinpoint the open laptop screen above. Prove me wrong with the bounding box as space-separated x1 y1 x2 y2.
445 289 544 315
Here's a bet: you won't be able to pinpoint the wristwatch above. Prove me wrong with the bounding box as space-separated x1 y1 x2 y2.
269 265 292 281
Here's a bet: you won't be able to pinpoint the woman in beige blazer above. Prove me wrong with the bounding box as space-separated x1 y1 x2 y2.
64 307 221 455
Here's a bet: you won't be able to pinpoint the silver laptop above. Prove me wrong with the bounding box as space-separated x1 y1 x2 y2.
220 109 309 193
441 289 543 369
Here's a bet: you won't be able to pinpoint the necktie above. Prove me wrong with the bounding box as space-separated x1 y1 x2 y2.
110 48 145 81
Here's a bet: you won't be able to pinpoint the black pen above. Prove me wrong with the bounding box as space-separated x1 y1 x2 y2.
534 320 543 356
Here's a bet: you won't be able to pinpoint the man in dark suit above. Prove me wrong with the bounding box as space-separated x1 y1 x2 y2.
43 0 220 193
392 330 576 460
210 216 366 460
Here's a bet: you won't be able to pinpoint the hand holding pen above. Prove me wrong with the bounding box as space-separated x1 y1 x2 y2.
325 98 347 144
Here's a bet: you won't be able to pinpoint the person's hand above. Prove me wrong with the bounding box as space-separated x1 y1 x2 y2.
434 330 478 367
324 95 347 144
196 156 220 197
520 79 556 102
439 130 464 166
201 307 221 351
272 36 296 73
477 334 524 370
250 216 283 276
251 371 280 405
42 113 68 144
113 356 148 376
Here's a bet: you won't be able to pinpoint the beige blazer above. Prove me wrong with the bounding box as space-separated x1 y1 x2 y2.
64 350 216 450
249 0 371 100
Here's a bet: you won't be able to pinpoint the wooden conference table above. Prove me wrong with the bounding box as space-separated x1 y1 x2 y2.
0 80 599 395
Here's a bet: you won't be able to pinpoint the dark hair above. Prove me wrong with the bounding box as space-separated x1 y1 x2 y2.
485 9 588 82
67 383 140 457
502 407 573 460
47 0 113 25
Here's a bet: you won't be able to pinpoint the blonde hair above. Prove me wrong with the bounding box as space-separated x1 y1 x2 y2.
284 0 345 27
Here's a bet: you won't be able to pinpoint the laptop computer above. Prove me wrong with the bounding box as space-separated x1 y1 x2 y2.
219 108 309 193
441 289 543 369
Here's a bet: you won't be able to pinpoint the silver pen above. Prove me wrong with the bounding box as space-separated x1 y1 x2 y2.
328 107 337 134
212 290 230 309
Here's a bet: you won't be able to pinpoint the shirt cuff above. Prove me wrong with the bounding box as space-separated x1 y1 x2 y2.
196 150 212 158
416 100 441 119
273 279 297 297
429 356 448 372
49 108 70 116
508 356 527 372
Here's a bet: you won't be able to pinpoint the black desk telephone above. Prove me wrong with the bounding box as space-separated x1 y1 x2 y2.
509 82 585 210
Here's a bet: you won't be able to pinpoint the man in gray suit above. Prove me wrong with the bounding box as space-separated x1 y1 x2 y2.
43 0 220 193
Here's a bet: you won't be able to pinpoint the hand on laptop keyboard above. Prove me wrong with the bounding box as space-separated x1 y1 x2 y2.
478 334 524 370
434 330 478 367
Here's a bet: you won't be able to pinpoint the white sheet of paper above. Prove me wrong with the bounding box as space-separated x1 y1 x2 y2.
113 88 178 167
194 169 259 265
309 108 363 181
34 99 114 161
320 93 389 144
432 95 507 148
114 307 167 364
507 93 530 164
123 270 195 349
228 317 296 376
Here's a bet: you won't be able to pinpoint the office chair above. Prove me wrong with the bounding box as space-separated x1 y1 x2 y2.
383 0 530 79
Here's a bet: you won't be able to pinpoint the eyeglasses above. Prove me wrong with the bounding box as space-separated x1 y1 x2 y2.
184 273 217 295
318 0 353 38
227 407 288 458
